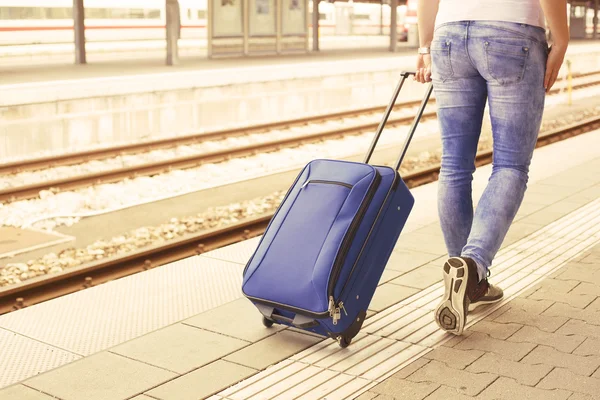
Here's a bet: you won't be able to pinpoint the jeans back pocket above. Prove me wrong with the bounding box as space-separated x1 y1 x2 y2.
484 40 529 85
431 40 454 82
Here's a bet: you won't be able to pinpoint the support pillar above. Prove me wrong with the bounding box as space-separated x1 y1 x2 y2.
380 0 384 35
389 0 398 51
166 0 180 65
312 0 320 51
594 0 599 39
73 0 86 64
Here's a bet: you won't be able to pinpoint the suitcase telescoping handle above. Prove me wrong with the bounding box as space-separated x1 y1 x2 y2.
363 72 434 171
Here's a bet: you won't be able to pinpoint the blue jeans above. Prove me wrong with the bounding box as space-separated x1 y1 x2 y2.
430 21 548 279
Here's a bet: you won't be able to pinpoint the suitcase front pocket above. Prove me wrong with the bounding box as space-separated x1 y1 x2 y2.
243 179 355 314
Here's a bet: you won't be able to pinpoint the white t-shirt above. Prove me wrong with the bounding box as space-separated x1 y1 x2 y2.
435 0 546 29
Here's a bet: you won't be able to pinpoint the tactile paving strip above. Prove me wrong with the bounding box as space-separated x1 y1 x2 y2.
0 328 80 388
0 256 244 356
212 197 600 400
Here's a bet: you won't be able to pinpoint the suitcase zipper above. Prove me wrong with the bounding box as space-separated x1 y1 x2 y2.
329 296 348 325
301 179 353 190
327 171 381 324
330 172 399 325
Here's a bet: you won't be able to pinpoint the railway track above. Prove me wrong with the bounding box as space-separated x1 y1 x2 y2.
1 113 599 314
3 69 594 176
0 101 429 203
1 70 599 203
0 100 426 176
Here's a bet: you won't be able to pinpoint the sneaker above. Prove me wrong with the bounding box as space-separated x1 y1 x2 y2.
434 257 475 335
468 279 504 311
434 256 503 335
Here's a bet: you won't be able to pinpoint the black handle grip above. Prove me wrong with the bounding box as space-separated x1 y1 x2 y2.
364 71 433 171
270 313 319 329
270 314 294 324
256 303 320 329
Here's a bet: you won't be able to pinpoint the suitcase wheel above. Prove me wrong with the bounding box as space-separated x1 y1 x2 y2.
338 335 351 348
262 317 274 328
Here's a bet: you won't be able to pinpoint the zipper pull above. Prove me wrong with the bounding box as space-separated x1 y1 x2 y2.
329 296 341 325
339 302 348 316
333 307 341 325
328 296 336 317
301 180 310 189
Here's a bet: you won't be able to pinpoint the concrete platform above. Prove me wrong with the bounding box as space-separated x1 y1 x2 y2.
0 48 426 162
0 227 72 260
0 126 598 398
0 48 414 104
3 40 600 88
0 35 392 68
3 41 600 162
3 41 600 100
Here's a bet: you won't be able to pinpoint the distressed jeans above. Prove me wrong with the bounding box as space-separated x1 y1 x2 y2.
430 21 548 279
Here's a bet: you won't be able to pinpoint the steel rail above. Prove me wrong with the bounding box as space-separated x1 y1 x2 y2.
2 72 599 203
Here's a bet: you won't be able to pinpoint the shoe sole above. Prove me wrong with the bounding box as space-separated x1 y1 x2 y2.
434 257 470 335
468 296 504 312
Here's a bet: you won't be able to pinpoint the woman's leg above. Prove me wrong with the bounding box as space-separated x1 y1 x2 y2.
431 24 489 336
432 22 546 335
430 23 488 265
461 22 548 275
436 77 488 260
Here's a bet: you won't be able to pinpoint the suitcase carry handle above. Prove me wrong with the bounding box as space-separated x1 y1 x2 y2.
363 72 434 171
256 304 319 329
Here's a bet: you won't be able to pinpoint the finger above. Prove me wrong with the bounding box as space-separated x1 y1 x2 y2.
425 67 432 82
415 65 422 80
544 67 552 91
545 66 557 92
548 68 560 92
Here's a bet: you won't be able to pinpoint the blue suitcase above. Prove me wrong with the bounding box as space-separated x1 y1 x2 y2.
243 73 433 347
